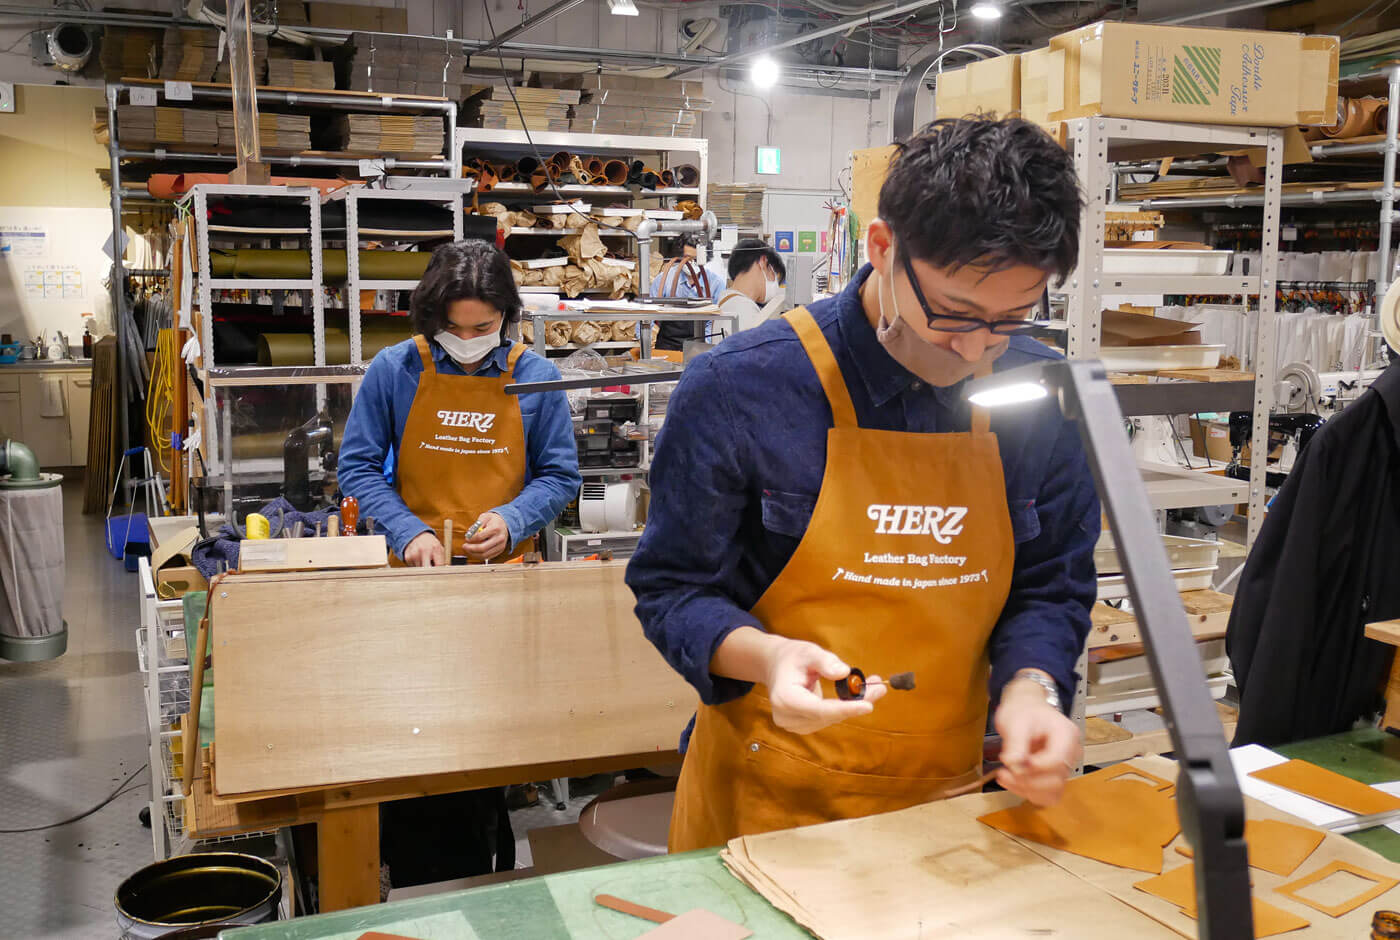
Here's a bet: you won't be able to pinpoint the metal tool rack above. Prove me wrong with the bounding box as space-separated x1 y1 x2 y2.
104 80 461 456
1064 117 1282 548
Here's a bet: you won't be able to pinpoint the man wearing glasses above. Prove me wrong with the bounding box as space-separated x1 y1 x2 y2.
627 117 1100 851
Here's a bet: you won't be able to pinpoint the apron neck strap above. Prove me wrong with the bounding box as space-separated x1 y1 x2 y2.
414 335 437 375
505 341 527 374
971 364 992 434
783 307 858 428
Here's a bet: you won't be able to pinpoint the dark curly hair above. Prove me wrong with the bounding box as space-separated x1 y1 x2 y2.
408 239 522 338
877 117 1081 284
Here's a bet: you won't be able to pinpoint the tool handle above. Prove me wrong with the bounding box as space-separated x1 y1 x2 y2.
339 496 359 536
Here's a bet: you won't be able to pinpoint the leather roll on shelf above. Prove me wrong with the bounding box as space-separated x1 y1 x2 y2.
601 159 628 185
493 161 518 182
1376 103 1391 136
517 155 541 177
1302 98 1349 141
569 154 595 185
660 169 675 188
1321 97 1385 139
208 248 431 283
674 164 700 187
530 168 551 193
257 327 409 366
586 156 605 178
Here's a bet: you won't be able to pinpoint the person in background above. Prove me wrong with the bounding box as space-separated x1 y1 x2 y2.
338 239 582 887
648 234 725 351
716 238 787 332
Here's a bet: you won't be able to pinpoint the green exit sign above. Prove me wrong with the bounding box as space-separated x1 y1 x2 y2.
756 146 781 175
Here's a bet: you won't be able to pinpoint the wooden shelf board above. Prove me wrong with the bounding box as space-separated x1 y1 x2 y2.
1089 589 1233 650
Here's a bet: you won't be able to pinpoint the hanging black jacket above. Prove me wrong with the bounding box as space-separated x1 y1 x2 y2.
1229 359 1400 747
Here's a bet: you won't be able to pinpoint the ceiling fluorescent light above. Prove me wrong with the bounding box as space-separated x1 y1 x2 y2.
750 54 780 89
970 2 1003 20
608 0 640 16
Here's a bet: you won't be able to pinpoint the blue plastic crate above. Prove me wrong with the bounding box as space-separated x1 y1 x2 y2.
106 513 150 567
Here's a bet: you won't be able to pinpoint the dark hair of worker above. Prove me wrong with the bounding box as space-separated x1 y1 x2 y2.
878 117 1082 284
668 234 700 259
408 239 523 338
727 238 786 282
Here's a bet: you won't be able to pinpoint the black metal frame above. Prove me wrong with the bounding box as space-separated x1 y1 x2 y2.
966 358 1252 940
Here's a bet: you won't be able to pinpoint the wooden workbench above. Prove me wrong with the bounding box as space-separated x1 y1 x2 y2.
189 560 694 910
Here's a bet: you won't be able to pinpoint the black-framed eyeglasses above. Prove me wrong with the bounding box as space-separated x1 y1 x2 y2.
899 253 1046 336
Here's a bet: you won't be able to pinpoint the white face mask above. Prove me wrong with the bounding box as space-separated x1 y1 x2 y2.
434 329 500 366
763 272 783 303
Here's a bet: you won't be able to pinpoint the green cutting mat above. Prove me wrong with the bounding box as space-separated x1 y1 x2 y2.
221 851 807 940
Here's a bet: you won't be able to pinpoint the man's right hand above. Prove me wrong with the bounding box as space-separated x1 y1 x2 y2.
711 627 883 735
402 531 446 567
764 637 885 733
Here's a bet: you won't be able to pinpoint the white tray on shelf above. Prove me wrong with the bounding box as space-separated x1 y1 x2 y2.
1097 566 1217 601
1101 344 1224 372
1094 533 1221 575
1103 248 1232 275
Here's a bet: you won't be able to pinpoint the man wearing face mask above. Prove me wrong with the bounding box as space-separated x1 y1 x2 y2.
716 238 787 332
340 239 580 569
627 118 1099 851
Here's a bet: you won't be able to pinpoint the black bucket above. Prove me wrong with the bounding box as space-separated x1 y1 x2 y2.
114 852 281 939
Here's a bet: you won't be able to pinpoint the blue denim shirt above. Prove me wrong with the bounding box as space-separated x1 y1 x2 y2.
626 264 1100 747
338 337 582 559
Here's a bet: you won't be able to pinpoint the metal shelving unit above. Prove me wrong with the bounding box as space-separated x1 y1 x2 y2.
343 187 465 364
1063 117 1282 548
103 81 460 457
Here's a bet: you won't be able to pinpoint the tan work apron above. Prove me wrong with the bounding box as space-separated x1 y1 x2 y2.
393 335 532 564
669 307 1016 851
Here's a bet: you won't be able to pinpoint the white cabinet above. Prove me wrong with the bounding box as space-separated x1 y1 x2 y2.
7 367 92 468
19 373 71 469
66 374 91 466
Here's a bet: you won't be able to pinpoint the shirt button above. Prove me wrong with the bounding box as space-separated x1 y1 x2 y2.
910 380 923 392
750 743 760 753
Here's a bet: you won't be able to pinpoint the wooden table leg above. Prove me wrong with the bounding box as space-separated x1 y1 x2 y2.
317 803 380 911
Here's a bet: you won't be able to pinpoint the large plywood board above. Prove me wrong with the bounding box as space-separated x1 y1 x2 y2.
211 561 696 794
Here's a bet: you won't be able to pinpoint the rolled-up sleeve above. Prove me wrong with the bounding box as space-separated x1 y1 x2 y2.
987 415 1101 710
337 351 430 558
626 355 761 705
490 357 582 548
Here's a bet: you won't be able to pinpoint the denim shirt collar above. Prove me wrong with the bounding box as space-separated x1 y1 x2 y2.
429 338 511 376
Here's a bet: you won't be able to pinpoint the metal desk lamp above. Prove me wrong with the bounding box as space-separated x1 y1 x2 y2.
966 358 1252 940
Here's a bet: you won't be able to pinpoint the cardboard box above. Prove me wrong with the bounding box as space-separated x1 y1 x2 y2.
851 144 897 235
1020 47 1066 124
935 54 1021 119
308 1 408 33
1048 22 1338 127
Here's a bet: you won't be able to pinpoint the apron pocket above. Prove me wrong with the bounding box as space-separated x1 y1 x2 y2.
740 734 980 833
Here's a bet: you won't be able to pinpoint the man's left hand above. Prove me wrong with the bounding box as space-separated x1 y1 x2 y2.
463 511 509 561
993 676 1082 806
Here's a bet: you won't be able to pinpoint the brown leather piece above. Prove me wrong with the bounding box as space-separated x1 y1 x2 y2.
977 768 1180 874
1277 860 1400 919
1250 760 1400 816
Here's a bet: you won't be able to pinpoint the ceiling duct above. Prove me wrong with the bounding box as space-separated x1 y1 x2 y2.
46 23 92 72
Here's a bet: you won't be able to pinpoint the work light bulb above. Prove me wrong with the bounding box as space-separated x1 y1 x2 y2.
750 55 780 89
970 2 1003 20
967 382 1048 408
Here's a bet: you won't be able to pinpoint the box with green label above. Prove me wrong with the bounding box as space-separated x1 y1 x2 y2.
1047 22 1338 127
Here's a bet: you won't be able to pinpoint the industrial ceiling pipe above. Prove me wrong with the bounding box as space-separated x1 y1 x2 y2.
46 23 91 71
892 43 1004 141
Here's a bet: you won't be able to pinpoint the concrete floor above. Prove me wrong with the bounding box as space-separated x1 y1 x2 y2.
0 479 152 938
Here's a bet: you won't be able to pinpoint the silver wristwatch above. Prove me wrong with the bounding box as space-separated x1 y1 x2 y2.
1013 669 1062 712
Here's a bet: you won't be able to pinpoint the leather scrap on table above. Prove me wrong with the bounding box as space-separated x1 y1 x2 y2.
1133 863 1310 937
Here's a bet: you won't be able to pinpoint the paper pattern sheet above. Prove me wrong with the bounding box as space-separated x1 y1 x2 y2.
723 756 1400 939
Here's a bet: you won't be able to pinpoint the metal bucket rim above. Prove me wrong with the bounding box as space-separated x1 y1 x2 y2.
114 852 281 928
